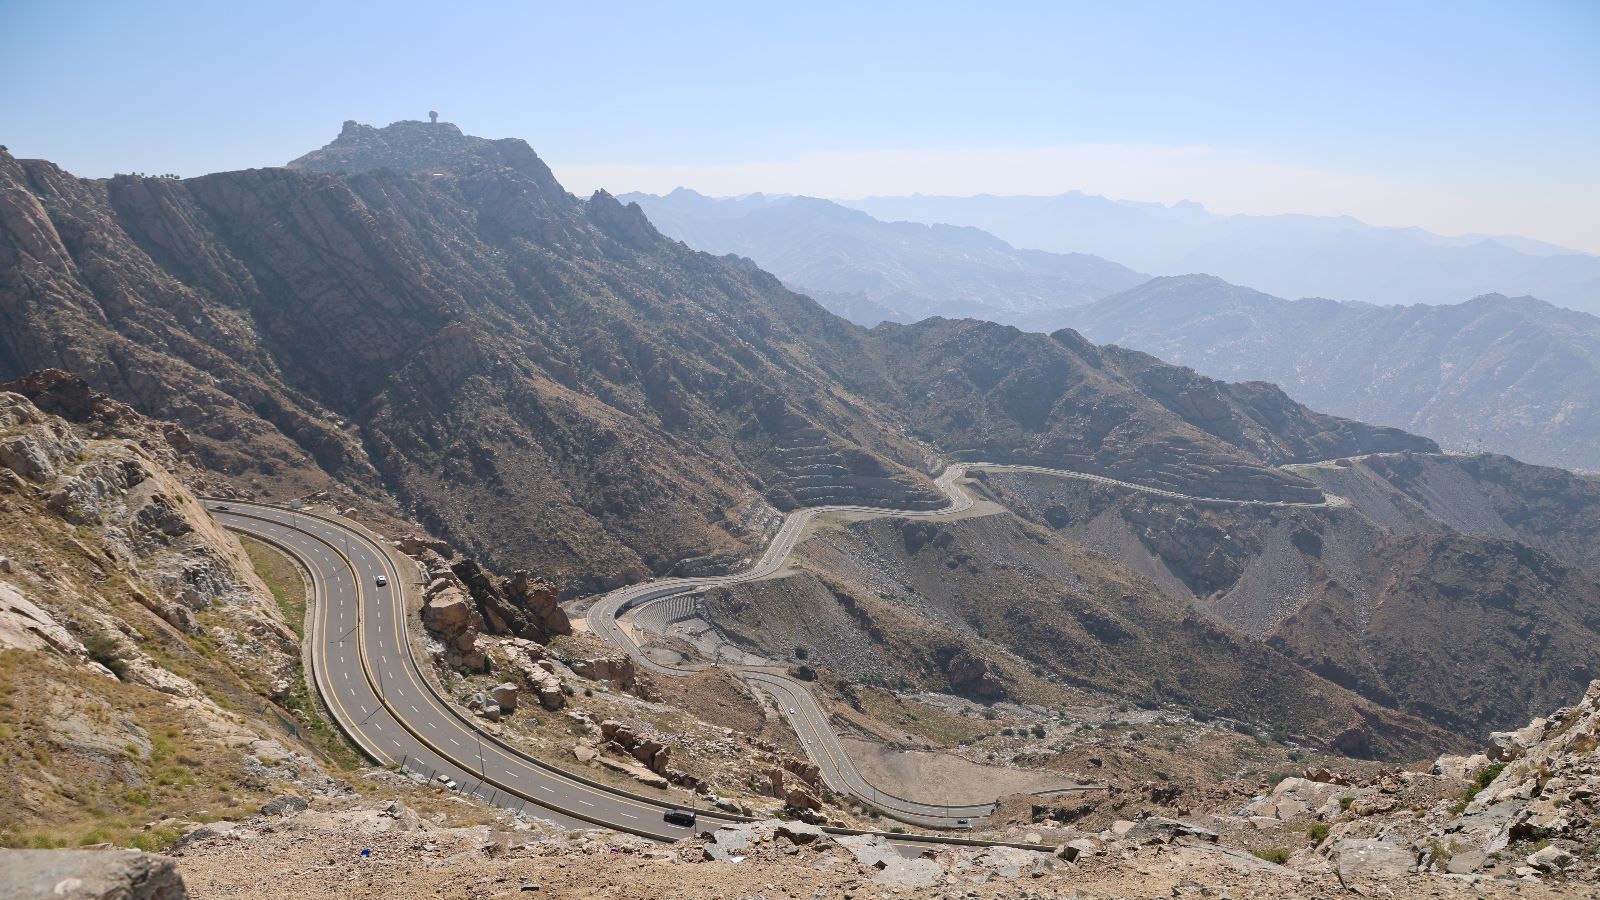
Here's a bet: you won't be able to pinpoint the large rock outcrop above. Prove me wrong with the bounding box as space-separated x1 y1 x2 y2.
1438 679 1600 874
450 561 570 644
0 850 187 899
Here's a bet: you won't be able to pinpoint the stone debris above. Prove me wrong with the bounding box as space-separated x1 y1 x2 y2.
1240 775 1365 822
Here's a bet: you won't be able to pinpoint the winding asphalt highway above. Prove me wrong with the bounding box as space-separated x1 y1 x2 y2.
213 500 1066 851
212 503 733 840
587 461 1346 825
209 461 1341 837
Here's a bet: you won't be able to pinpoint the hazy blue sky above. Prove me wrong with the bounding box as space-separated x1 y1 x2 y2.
5 1 1598 250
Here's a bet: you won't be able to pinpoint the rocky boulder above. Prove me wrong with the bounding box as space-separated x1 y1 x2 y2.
258 794 309 817
489 681 518 712
464 691 501 721
1329 838 1416 883
941 647 1007 701
1120 816 1219 845
597 720 671 775
450 560 570 644
0 849 187 899
1242 776 1364 822
570 655 648 697
421 584 488 672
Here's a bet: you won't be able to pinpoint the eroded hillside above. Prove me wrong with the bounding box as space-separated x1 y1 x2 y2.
0 384 342 849
977 453 1600 736
1 121 1431 595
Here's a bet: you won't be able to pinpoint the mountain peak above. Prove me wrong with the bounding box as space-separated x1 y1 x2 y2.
287 118 571 205
291 118 474 172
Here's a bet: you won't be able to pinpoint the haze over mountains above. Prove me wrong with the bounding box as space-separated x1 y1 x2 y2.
0 119 1415 592
623 188 1146 330
1075 277 1600 472
5 117 1600 761
846 192 1600 317
632 189 1600 472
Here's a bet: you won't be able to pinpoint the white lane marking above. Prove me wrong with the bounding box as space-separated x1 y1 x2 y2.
539 786 553 793
448 737 461 747
427 721 436 730
620 812 637 819
409 704 418 713
578 800 594 807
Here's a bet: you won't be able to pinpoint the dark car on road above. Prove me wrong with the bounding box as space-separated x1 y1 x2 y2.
663 808 696 827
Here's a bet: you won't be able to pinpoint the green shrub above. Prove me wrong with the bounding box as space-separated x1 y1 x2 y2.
1252 847 1291 864
1307 823 1330 845
82 633 130 680
1463 762 1507 802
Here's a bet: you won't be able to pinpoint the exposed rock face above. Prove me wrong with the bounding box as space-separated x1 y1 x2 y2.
873 318 1433 504
1438 679 1600 871
0 850 187 899
0 392 324 864
2 127 1438 595
986 453 1600 740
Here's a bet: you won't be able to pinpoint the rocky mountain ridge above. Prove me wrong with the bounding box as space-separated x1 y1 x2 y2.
622 188 1148 329
0 122 1424 595
1073 275 1600 471
845 191 1600 316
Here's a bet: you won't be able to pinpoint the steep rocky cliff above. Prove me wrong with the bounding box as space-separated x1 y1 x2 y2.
0 390 337 849
0 122 1428 594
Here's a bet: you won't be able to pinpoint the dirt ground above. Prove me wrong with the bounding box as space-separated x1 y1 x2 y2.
840 736 1080 805
170 796 1595 900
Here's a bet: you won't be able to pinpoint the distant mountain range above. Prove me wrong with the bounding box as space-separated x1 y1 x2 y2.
844 192 1600 317
622 188 1146 329
1074 277 1600 472
628 190 1600 472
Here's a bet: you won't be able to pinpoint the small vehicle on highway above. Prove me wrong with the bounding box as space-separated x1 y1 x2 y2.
214 504 230 511
662 808 697 827
375 575 388 586
955 818 972 829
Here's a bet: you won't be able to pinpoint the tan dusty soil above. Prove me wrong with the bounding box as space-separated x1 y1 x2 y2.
171 799 1591 900
839 736 1080 805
